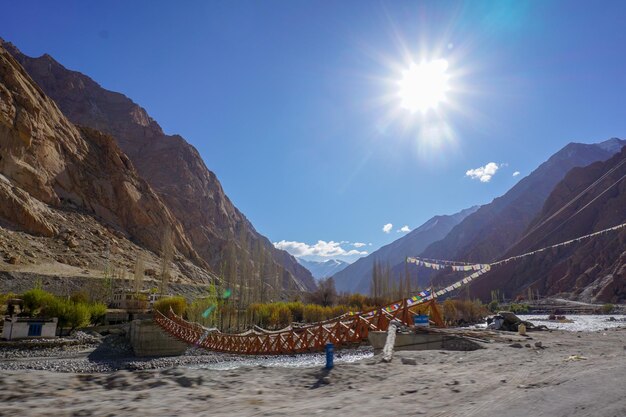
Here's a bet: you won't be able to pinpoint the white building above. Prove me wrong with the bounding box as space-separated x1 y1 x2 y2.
2 317 58 340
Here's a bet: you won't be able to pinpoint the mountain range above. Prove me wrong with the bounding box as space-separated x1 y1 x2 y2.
1 36 624 304
333 138 625 303
421 139 625 264
333 206 479 293
468 145 626 303
297 259 349 281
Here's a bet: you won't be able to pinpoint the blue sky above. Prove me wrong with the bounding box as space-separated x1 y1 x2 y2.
3 0 626 262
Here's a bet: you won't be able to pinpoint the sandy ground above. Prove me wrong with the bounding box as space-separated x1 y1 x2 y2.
0 327 625 417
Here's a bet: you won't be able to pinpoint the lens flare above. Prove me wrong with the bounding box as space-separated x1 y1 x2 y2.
202 305 216 318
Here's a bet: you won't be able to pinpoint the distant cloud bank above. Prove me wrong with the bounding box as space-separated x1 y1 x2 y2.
398 225 411 233
466 162 500 182
273 240 368 258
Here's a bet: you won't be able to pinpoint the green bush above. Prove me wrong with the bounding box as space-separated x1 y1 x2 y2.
508 303 530 314
22 288 56 315
602 303 615 314
487 300 499 313
269 303 293 329
187 296 220 327
66 302 92 331
89 302 107 325
154 296 187 316
45 298 92 332
285 301 304 322
248 303 271 328
247 301 371 328
0 292 16 315
19 286 106 332
303 304 325 323
443 299 489 324
70 290 90 304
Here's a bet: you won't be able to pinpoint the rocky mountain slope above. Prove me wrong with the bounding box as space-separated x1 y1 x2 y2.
468 145 626 303
297 259 349 280
421 139 626 264
333 206 478 294
0 41 215 291
3 39 315 292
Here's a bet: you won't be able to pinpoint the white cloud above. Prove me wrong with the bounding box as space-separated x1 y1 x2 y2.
382 223 393 233
465 162 500 183
352 242 367 248
398 225 411 233
512 171 520 177
273 240 368 258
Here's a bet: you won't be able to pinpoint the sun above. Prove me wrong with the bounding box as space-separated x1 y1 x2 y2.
398 59 450 113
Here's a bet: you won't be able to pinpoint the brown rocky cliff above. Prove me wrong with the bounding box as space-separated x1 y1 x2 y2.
0 43 203 265
3 40 315 291
421 140 625 264
470 146 626 303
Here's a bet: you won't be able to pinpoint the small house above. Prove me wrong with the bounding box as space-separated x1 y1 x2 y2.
2 316 58 340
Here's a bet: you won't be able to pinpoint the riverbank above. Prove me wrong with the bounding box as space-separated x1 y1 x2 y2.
1 325 624 416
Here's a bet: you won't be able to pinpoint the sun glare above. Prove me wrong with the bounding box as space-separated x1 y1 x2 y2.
398 59 449 113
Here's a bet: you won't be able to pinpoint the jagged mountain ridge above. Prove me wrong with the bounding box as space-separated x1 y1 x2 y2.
468 146 626 303
0 41 217 287
0 43 196 260
420 139 626 264
3 39 316 292
333 206 479 294
297 258 349 280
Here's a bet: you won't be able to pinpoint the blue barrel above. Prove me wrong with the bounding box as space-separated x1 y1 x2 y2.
325 343 334 369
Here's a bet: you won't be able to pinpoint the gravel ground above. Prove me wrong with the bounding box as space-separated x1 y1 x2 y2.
0 327 624 417
0 331 247 373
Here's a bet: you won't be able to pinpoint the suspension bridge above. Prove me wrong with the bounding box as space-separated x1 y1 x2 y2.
153 219 625 354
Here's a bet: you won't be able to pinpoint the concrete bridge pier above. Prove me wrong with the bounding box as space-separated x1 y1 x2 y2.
130 319 188 357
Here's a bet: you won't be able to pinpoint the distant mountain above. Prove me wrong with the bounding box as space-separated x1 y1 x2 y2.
421 139 626 264
3 39 316 292
333 206 479 294
297 259 349 280
469 145 626 303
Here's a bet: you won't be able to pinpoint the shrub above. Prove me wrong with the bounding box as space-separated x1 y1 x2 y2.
66 302 92 331
602 303 615 314
45 298 92 332
269 303 293 329
443 299 489 325
487 300 499 313
344 293 367 310
154 296 187 316
89 302 107 325
248 303 271 328
508 303 530 314
303 304 325 323
187 297 220 327
330 305 349 318
285 301 304 322
0 292 16 315
443 299 457 322
70 290 90 304
307 277 337 307
22 288 55 315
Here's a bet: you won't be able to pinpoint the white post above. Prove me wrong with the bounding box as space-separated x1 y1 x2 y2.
382 321 397 363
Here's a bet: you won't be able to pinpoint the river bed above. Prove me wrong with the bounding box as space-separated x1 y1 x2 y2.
519 314 626 332
190 346 374 370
